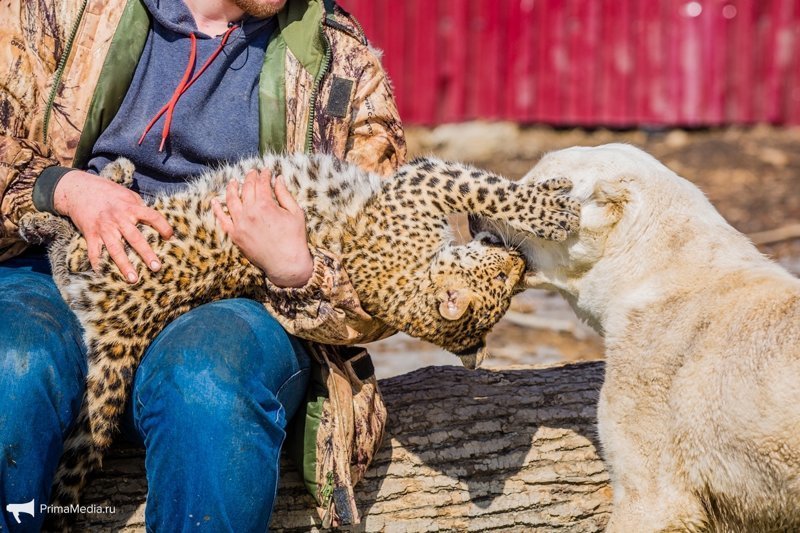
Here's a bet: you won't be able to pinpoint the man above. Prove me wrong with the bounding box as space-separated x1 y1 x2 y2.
0 0 405 530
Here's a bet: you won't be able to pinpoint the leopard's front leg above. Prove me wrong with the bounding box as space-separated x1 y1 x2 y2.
393 158 579 241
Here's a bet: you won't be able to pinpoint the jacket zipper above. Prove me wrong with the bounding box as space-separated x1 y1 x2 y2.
43 0 89 143
304 20 332 154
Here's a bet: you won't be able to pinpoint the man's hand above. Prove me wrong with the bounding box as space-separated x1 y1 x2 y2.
53 170 174 283
212 169 314 288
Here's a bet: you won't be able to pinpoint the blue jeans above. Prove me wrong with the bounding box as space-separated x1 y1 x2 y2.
0 254 310 532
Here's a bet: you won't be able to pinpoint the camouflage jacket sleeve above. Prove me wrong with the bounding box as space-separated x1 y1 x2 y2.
265 9 406 345
0 138 59 260
0 1 64 261
261 249 395 345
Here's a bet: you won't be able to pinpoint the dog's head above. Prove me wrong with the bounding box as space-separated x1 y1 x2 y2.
471 143 727 330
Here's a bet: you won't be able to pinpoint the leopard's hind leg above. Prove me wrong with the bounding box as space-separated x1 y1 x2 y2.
49 329 145 527
19 211 77 287
100 157 135 188
18 211 73 246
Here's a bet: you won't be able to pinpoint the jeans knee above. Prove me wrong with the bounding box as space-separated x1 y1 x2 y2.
139 299 306 386
132 299 310 435
0 315 85 414
0 271 86 374
0 341 86 450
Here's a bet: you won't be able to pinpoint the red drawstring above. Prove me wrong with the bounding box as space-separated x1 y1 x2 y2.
138 25 239 152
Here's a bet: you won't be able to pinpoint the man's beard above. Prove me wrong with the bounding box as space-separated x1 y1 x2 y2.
232 0 287 18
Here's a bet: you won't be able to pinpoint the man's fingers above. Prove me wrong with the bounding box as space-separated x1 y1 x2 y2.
120 223 161 272
211 199 233 234
101 230 137 283
242 170 258 205
256 171 277 209
86 234 103 273
136 206 173 240
226 180 243 222
258 168 276 207
274 175 301 214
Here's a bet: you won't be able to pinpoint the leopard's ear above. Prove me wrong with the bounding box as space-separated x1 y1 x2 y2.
437 289 474 321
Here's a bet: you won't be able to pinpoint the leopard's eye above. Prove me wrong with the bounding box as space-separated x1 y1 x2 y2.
495 272 508 282
479 233 503 247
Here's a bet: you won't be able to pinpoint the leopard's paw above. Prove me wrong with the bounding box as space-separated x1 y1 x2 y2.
101 157 135 188
517 178 581 241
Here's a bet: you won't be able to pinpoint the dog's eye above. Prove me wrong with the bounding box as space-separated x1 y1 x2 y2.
495 272 508 282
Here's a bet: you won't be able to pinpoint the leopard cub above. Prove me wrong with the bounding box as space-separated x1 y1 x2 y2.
20 152 578 513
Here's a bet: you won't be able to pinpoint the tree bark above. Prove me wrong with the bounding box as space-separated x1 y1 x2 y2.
73 361 612 532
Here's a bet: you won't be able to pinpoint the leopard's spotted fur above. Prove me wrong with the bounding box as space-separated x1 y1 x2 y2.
20 153 578 520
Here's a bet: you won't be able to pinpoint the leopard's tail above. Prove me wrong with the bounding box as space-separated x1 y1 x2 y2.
47 339 140 530
45 399 102 531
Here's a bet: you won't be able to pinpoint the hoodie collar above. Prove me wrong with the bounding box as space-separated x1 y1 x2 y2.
142 0 272 38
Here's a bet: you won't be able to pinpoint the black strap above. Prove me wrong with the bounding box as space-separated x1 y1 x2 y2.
349 352 375 381
306 344 375 380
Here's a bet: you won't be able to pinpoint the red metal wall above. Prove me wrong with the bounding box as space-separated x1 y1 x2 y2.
340 0 800 126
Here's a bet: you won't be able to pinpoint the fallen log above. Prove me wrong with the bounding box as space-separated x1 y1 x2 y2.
74 361 612 532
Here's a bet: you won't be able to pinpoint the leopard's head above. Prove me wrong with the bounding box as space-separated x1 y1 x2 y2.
412 233 526 369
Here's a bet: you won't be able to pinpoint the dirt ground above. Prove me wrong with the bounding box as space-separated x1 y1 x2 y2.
368 123 800 378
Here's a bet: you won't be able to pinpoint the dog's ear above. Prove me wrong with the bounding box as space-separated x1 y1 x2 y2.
437 288 474 321
592 176 630 223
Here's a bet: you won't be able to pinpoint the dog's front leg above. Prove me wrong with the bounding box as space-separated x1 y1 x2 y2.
598 378 704 532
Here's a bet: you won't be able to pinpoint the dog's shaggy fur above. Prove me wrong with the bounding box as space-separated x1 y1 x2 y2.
475 143 800 532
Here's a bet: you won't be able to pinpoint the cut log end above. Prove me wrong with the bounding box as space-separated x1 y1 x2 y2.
73 361 612 532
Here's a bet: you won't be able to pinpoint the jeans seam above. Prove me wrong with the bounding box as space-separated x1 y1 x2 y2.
275 367 305 396
270 421 288 518
133 393 147 440
275 368 308 412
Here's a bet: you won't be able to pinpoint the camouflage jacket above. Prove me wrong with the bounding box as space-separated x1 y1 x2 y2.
0 0 405 344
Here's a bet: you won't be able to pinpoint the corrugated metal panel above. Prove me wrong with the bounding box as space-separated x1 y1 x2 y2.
340 0 800 126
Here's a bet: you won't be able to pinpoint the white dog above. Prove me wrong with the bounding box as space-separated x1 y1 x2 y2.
475 144 800 531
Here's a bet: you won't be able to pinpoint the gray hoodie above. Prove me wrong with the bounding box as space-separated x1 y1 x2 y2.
87 0 276 198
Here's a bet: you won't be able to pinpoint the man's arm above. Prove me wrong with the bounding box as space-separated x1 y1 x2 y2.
0 5 60 260
341 40 407 176
240 17 405 344
0 2 170 275
0 137 59 259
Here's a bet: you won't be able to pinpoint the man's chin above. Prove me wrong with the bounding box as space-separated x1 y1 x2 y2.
233 0 287 19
